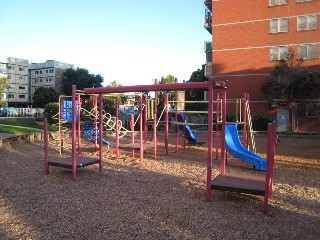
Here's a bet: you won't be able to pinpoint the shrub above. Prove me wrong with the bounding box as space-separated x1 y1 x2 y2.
252 115 273 131
226 113 240 123
44 102 59 124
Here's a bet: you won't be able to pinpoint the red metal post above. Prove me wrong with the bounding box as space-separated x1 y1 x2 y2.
77 94 81 154
59 96 64 154
115 97 119 160
164 92 169 155
215 93 220 160
144 95 148 143
183 80 186 150
154 113 157 160
99 94 103 172
175 78 178 153
94 95 98 150
139 95 144 162
130 114 135 157
263 122 276 214
71 85 77 180
206 78 214 201
221 84 227 174
269 122 276 198
155 79 158 120
44 118 49 175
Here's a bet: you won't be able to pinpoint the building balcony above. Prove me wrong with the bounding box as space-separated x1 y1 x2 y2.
204 0 212 12
204 18 212 34
204 41 212 52
204 62 212 77
0 68 8 74
204 8 212 34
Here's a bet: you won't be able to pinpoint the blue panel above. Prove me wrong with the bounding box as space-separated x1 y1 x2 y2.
82 124 110 145
62 100 78 123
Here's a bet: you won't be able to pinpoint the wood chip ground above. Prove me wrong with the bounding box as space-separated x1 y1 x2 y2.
0 133 319 239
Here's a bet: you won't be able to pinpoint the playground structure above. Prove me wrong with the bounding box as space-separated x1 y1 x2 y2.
44 79 276 213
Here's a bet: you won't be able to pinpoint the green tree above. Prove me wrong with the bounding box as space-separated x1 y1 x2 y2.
32 87 59 108
185 64 207 111
261 48 319 102
156 74 176 118
261 48 320 131
0 77 8 107
106 80 127 105
62 68 103 96
159 74 175 84
44 102 59 124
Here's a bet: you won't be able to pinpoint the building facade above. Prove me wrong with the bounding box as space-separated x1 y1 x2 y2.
0 57 73 107
29 60 73 100
0 57 29 107
204 0 320 132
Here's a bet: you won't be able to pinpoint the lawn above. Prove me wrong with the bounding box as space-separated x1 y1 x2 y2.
0 119 58 132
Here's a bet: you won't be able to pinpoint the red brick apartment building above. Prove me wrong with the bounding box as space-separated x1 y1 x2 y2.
204 0 320 132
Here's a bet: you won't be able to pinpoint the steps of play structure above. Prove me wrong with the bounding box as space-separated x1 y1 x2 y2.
211 173 265 195
48 156 100 169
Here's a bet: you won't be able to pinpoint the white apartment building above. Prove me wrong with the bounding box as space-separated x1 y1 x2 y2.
0 60 8 103
0 57 29 107
0 56 74 106
29 60 73 100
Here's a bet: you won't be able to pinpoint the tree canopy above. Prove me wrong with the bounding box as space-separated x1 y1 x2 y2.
185 65 207 111
32 87 59 108
261 48 320 123
261 60 320 102
159 74 175 84
62 68 103 96
104 80 128 108
0 77 8 107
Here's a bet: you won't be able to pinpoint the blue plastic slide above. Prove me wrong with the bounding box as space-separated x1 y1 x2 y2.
82 124 110 145
225 124 266 171
177 114 201 144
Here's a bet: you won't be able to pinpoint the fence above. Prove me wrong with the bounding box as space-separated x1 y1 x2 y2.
0 108 44 118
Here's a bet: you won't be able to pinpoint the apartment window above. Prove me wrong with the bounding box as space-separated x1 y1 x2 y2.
19 86 26 90
18 67 25 71
34 79 38 83
270 18 289 33
39 78 43 83
270 46 289 61
7 75 11 79
269 0 288 6
298 44 318 59
7 65 14 70
35 70 39 75
49 69 54 73
40 70 42 74
297 103 317 117
8 94 14 99
19 76 25 80
297 15 318 31
18 95 25 99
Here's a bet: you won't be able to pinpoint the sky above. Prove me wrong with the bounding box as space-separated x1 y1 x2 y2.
0 0 209 87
